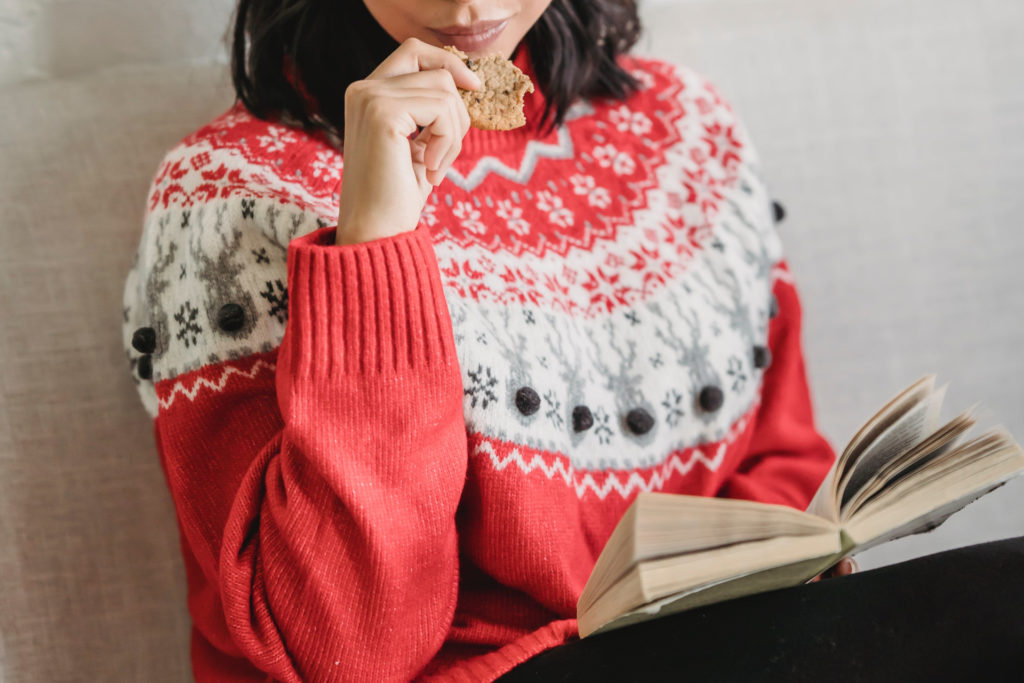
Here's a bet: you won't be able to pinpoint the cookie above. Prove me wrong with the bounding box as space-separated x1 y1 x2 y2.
444 45 535 131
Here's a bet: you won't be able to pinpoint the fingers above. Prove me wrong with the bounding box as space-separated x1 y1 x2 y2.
820 557 858 580
368 37 482 91
361 69 471 183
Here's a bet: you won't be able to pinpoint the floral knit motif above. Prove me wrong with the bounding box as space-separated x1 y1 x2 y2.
122 44 835 683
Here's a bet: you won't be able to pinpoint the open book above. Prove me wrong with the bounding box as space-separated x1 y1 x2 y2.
577 375 1024 638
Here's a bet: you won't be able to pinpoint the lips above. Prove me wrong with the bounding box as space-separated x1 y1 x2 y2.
432 18 510 36
429 17 511 52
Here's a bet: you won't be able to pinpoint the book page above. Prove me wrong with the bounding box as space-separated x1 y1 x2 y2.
583 551 842 638
806 375 936 521
848 480 1010 556
839 410 976 520
579 532 840 637
578 493 833 615
837 375 935 474
838 383 946 510
844 428 1024 550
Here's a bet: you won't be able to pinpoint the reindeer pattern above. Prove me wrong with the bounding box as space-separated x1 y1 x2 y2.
125 152 784 474
123 195 322 399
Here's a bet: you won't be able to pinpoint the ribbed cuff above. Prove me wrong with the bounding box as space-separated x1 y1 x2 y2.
284 223 456 378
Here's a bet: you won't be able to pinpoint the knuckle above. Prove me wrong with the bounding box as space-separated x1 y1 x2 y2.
344 80 366 103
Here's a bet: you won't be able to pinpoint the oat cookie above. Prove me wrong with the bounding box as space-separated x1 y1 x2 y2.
444 45 535 131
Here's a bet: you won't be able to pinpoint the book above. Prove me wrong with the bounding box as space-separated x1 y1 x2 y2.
577 374 1024 638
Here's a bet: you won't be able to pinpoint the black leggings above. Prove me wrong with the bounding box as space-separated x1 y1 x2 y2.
497 535 1024 682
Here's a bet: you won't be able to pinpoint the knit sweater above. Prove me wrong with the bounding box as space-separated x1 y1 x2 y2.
122 44 836 682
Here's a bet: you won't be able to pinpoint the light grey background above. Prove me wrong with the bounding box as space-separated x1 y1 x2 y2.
1 0 1022 680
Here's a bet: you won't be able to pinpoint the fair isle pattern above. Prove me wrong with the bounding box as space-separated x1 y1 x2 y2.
430 59 701 260
123 55 781 476
444 108 585 192
477 439 729 500
472 387 761 500
120 46 836 683
155 356 277 411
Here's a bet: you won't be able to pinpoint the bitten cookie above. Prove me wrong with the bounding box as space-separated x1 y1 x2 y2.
444 45 535 131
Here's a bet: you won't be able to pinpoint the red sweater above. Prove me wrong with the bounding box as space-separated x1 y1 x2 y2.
122 45 835 682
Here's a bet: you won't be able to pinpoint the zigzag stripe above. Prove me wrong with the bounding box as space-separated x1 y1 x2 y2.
444 100 592 192
445 124 576 192
474 384 763 500
474 439 729 500
157 359 276 409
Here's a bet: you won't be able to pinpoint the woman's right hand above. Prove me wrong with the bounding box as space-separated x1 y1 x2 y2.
335 38 481 246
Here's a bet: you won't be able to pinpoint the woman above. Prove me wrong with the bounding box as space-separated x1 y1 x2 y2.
123 0 1024 681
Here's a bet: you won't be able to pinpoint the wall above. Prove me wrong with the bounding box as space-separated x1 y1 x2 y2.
0 0 687 84
0 0 235 84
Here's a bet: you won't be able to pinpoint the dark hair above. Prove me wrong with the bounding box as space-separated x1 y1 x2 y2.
230 0 643 142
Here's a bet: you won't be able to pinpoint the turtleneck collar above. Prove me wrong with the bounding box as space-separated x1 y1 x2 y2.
459 40 553 160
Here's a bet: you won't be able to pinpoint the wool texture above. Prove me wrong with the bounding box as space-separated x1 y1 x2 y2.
122 44 836 682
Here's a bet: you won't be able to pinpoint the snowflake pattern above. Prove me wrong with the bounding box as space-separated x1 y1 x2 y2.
464 364 499 409
259 279 288 324
661 388 686 427
453 200 486 234
568 174 612 209
591 408 614 445
543 389 564 429
592 144 636 176
241 198 256 219
609 105 653 136
310 150 341 182
131 57 770 473
726 355 747 392
536 190 574 229
256 126 297 153
173 301 203 348
495 199 530 236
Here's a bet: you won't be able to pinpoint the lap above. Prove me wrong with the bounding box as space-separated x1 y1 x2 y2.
498 535 1024 682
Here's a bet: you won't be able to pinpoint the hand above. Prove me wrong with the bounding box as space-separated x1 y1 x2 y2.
335 37 481 245
808 556 858 583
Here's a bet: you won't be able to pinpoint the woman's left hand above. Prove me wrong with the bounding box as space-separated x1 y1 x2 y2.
808 556 858 582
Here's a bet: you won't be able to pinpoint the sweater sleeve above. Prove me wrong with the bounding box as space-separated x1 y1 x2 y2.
716 265 837 510
154 221 468 681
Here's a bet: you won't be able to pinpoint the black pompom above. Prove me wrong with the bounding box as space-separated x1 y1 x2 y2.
772 200 786 223
572 405 594 432
515 387 541 416
131 326 156 354
217 303 246 332
626 408 654 435
698 385 724 412
752 345 772 369
137 354 153 381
